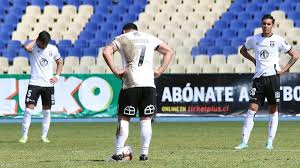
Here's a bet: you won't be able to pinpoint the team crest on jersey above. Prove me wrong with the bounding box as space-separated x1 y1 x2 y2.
260 50 269 59
270 41 275 47
40 57 49 67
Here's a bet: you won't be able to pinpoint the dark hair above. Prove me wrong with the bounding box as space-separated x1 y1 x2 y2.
37 31 51 44
122 23 138 32
261 14 275 24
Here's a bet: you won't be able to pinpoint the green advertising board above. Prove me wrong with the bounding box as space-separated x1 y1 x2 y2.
0 74 122 118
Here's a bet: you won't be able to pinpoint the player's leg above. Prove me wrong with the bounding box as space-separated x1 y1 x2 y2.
111 88 137 161
266 105 278 149
112 116 130 160
138 87 156 160
236 79 263 149
265 75 280 149
20 85 40 143
40 87 55 143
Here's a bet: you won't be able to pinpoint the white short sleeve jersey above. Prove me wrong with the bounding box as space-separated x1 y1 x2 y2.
29 44 61 87
113 31 162 88
245 33 291 79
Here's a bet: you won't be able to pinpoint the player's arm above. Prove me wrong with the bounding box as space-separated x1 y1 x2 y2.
49 58 63 84
278 48 299 75
240 46 256 65
55 58 63 76
24 39 36 53
102 43 124 78
154 42 173 78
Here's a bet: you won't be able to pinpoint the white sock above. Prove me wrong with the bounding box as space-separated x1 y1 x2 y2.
140 119 152 155
115 120 129 155
242 109 256 144
42 110 51 138
268 112 278 143
21 108 34 138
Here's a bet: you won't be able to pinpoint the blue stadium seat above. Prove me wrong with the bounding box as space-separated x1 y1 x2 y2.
231 37 245 47
96 0 112 7
14 0 27 7
90 14 105 23
205 29 221 39
95 6 111 15
84 23 98 33
246 20 260 30
58 47 67 58
228 3 245 14
105 14 121 23
68 48 82 57
238 29 253 38
0 24 15 33
0 32 10 41
118 0 133 6
215 38 231 47
207 47 222 56
129 4 144 14
79 31 94 40
230 20 246 29
287 12 300 21
199 38 215 47
279 3 294 11
238 13 252 20
58 40 72 48
0 41 6 49
89 39 105 49
74 39 88 48
8 7 24 16
81 0 95 6
122 13 137 23
223 46 237 56
49 0 64 8
0 0 9 8
67 0 80 6
83 48 97 56
3 49 18 62
95 31 109 40
213 20 229 30
294 20 300 27
253 12 264 21
221 12 236 21
19 48 30 58
7 40 22 49
110 31 120 39
261 3 277 13
4 14 19 25
100 23 115 31
222 29 237 38
245 3 261 13
31 0 46 7
134 0 147 6
112 6 128 14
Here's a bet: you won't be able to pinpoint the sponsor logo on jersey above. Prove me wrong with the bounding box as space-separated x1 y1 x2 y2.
40 57 49 67
260 50 269 59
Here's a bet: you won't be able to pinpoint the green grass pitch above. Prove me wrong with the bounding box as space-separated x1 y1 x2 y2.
0 121 299 168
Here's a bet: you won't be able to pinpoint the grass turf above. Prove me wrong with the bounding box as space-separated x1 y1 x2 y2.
0 121 299 168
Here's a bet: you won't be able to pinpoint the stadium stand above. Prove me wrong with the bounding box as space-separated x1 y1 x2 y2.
0 0 299 74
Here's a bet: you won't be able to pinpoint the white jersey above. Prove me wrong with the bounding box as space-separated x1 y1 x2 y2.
29 44 61 87
113 31 162 89
245 33 291 79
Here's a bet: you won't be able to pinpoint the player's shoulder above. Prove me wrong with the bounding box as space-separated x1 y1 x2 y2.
47 44 59 51
271 34 285 41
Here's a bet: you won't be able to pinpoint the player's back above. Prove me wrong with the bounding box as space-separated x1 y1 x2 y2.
118 31 162 88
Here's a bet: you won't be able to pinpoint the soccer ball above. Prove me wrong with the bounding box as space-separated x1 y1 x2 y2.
122 144 133 160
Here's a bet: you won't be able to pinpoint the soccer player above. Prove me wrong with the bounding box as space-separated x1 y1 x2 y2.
19 31 63 143
235 14 299 150
103 23 173 161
